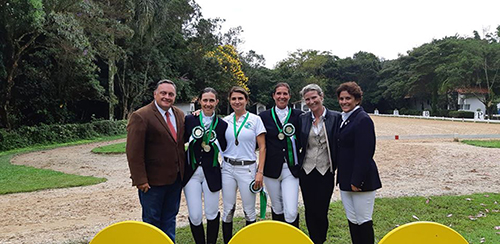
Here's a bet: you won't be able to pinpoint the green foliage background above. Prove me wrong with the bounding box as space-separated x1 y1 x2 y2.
1 1 500 130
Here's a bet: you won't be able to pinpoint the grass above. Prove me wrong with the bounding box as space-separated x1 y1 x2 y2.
91 142 126 154
173 193 500 244
90 141 189 154
0 134 126 195
462 139 500 148
4 137 499 242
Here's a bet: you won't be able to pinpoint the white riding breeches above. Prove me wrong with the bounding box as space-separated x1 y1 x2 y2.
263 162 299 222
340 190 376 225
184 167 220 225
221 161 257 222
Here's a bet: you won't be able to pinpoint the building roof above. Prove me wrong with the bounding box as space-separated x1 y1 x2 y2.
456 87 489 94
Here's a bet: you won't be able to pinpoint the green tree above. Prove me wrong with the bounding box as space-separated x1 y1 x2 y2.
116 0 196 118
78 0 134 120
0 0 45 128
336 51 382 112
437 29 500 118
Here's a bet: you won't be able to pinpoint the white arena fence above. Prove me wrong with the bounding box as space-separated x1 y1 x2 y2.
371 113 500 124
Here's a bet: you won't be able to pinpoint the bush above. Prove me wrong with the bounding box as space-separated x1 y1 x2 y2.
431 109 450 117
398 108 422 116
448 111 474 118
0 120 127 152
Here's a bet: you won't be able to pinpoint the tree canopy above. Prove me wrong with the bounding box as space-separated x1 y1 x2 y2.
1 1 499 129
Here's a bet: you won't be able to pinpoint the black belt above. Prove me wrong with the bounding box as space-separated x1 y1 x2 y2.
224 157 255 166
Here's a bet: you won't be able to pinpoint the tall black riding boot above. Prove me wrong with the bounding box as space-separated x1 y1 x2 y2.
359 220 374 244
206 212 220 244
348 220 360 244
288 214 300 228
222 221 233 244
189 218 206 244
271 209 285 222
245 219 256 226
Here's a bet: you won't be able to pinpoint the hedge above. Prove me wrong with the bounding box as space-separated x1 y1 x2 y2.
448 110 475 118
0 120 127 152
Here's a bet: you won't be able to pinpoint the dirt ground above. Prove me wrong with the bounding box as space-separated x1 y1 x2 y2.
1 116 500 244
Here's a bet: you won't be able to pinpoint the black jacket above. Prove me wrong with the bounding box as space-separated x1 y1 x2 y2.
260 108 303 178
336 107 382 191
183 114 228 192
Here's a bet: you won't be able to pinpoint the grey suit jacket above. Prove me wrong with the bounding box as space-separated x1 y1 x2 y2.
298 108 341 172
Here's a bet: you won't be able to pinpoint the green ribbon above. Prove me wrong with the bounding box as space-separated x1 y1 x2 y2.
233 112 249 144
260 191 267 219
211 141 219 167
271 107 295 167
200 112 218 146
190 113 219 170
250 180 268 219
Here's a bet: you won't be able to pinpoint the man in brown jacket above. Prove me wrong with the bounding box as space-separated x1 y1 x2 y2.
126 79 185 242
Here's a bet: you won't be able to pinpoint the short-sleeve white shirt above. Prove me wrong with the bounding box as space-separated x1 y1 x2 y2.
223 112 266 161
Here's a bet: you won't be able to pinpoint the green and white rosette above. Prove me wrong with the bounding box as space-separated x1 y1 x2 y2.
271 108 299 167
249 180 267 219
187 115 221 170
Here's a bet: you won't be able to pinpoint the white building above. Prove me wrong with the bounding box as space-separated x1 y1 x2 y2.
457 88 488 112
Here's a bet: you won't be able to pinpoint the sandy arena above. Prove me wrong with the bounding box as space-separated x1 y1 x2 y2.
0 116 499 243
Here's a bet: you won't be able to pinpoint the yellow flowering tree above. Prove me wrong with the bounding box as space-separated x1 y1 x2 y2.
205 44 249 93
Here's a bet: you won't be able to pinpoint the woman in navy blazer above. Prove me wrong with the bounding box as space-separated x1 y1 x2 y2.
336 82 381 244
298 84 341 244
183 88 228 244
259 82 302 227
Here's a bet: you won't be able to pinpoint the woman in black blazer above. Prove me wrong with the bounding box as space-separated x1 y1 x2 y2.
259 82 302 227
183 88 228 244
298 84 341 244
336 82 381 244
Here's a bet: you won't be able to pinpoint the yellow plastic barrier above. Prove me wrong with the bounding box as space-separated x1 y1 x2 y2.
90 220 173 244
229 220 313 244
378 221 468 244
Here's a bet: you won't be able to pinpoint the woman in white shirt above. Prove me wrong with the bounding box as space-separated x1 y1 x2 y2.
221 86 266 244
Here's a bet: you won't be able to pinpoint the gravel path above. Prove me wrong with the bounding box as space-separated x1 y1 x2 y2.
1 116 499 243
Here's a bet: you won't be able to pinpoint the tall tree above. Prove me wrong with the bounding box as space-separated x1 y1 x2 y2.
0 0 45 128
78 0 134 120
438 28 500 117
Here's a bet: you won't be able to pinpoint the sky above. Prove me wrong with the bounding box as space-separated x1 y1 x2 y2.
195 0 500 68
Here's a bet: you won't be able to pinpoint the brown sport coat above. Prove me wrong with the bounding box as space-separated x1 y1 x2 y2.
126 102 185 186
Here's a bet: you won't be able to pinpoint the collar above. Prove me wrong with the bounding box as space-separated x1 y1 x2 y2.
274 106 289 113
231 111 248 121
155 101 172 116
201 111 215 119
311 106 327 121
341 106 360 121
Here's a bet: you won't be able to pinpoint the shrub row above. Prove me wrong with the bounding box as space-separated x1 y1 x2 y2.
0 120 127 152
448 110 475 118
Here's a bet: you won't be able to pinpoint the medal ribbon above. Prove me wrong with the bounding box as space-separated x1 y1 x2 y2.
199 113 218 146
233 112 249 144
271 107 295 167
249 180 268 219
189 114 220 170
260 190 267 219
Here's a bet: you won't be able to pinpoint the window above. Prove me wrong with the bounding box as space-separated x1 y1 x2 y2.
458 104 470 110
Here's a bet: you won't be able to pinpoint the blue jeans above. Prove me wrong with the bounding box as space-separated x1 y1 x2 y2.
138 176 182 243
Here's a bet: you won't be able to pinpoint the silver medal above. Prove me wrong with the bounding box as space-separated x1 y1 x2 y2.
278 132 285 140
203 144 211 152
